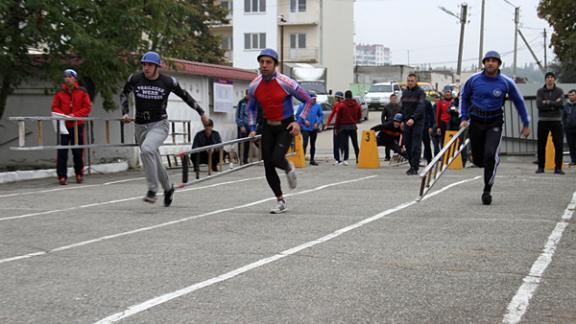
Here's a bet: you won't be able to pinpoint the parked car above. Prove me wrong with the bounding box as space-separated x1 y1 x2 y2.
364 81 402 110
321 102 334 129
417 82 441 100
354 96 369 122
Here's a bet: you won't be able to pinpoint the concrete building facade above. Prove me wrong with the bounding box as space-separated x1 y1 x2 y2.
211 0 354 93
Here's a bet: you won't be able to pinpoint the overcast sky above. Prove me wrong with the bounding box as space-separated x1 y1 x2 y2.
354 0 552 70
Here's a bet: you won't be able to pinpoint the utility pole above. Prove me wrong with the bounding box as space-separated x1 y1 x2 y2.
478 0 486 69
513 7 519 79
456 3 468 82
438 3 467 83
543 28 547 70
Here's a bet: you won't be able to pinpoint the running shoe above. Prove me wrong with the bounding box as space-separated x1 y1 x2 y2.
270 200 287 214
164 186 175 207
286 162 297 189
143 190 157 203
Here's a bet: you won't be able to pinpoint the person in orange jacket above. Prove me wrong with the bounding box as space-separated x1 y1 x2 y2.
51 69 92 185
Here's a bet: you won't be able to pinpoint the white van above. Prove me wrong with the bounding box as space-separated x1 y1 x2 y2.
364 82 402 110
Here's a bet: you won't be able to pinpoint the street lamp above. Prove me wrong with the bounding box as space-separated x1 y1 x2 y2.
279 15 287 73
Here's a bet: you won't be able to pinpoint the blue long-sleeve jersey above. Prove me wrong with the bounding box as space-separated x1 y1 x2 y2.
459 71 530 127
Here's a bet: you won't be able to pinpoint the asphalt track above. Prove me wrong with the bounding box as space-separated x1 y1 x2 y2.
0 149 575 324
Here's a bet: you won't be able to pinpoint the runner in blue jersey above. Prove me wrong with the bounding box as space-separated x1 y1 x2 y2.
459 51 530 205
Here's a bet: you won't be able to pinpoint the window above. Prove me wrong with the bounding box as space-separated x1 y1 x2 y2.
289 33 306 49
244 0 265 13
244 33 266 49
290 0 306 12
221 36 233 50
221 0 233 14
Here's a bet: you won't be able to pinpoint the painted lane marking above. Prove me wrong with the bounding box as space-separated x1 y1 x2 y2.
94 176 479 324
0 176 376 265
0 177 146 199
0 177 262 222
503 191 576 324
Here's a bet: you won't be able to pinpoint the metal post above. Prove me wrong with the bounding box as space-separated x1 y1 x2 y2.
279 15 286 73
513 7 519 79
456 3 468 83
478 0 486 70
543 28 547 70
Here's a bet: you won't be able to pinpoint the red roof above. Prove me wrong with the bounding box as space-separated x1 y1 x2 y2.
168 59 257 81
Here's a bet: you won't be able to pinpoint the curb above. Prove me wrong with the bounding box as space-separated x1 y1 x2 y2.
0 161 129 184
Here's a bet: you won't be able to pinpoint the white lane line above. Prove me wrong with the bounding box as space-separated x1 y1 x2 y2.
503 191 576 324
94 176 479 324
0 177 146 199
0 177 262 222
0 176 376 265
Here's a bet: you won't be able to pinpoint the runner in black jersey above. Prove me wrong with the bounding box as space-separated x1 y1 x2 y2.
120 51 209 206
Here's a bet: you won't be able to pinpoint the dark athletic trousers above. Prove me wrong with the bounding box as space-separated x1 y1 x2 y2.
468 115 503 193
262 119 293 198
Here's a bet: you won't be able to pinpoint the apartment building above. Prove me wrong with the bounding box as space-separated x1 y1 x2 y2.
355 44 391 66
211 0 354 93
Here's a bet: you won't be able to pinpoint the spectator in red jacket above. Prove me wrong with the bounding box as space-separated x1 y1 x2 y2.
324 91 348 164
51 69 92 185
434 87 454 152
335 90 362 164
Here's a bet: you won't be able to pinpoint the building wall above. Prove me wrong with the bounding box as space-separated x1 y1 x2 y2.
0 72 251 169
322 0 354 93
354 65 414 85
232 0 278 70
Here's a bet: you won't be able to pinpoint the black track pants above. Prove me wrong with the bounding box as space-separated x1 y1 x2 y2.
468 117 503 192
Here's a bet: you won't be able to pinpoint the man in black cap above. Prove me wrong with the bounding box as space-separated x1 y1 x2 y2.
535 72 565 174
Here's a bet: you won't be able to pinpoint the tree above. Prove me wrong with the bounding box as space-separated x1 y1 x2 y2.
0 0 228 119
538 0 576 82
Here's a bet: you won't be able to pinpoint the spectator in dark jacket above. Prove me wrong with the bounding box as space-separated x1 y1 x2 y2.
401 73 426 175
563 89 576 166
191 119 222 173
536 72 564 174
235 90 250 164
51 69 92 185
335 90 362 164
421 99 436 164
381 94 402 160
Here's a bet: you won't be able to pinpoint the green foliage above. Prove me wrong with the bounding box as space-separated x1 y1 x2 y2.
0 0 228 117
538 1 576 64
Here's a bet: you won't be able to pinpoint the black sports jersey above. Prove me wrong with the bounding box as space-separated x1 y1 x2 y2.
120 72 204 124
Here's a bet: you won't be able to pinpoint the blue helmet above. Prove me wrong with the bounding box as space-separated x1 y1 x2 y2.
63 69 77 79
334 91 344 98
482 50 501 65
257 48 279 64
141 51 161 66
393 113 403 122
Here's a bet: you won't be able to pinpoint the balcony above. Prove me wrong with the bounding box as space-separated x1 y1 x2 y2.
280 12 319 25
285 47 319 63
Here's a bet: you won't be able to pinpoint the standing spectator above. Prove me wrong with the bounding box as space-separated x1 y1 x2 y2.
325 91 348 165
381 93 402 160
535 72 565 174
422 99 435 164
120 51 209 206
246 48 313 214
191 119 222 173
459 51 530 205
297 91 324 165
335 90 362 164
435 87 454 151
401 73 426 175
563 89 576 166
51 69 92 185
236 89 250 164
